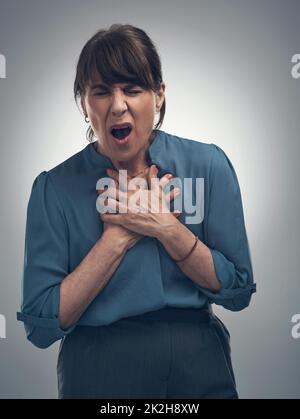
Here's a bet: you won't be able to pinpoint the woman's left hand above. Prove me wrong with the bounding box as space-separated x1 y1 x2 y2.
99 165 181 238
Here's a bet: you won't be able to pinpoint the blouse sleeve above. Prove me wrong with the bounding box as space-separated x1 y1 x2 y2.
196 144 256 311
17 171 76 348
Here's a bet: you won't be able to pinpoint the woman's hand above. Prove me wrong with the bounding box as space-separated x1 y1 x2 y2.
98 165 181 239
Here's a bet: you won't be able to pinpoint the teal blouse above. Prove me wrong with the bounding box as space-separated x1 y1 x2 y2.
17 129 256 348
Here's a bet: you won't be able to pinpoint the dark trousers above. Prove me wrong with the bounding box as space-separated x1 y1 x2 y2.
57 306 238 399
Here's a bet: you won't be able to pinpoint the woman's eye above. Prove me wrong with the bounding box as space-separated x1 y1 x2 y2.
126 90 141 95
94 89 142 96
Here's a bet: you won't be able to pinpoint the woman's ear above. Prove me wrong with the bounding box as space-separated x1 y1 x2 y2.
156 82 166 111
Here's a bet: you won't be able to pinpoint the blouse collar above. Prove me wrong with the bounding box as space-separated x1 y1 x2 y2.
85 129 173 176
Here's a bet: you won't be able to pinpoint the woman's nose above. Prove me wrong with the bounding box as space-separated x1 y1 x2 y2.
110 92 128 116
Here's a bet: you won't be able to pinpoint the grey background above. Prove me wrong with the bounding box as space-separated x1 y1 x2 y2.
0 0 299 398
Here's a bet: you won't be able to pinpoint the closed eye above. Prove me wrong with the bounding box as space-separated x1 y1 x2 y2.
94 90 142 96
128 90 142 94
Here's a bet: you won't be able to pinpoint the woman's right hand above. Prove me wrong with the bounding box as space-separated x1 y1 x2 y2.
97 171 180 250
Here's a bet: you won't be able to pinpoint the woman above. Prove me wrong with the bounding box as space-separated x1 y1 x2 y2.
17 24 256 399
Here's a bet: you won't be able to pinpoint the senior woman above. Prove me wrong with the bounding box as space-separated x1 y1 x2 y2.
17 24 256 399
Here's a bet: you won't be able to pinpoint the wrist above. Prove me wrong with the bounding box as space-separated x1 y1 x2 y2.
155 215 179 242
98 230 129 255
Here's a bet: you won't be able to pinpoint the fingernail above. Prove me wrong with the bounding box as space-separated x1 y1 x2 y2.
167 174 173 179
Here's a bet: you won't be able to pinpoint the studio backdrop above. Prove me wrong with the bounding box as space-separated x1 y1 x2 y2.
0 0 299 399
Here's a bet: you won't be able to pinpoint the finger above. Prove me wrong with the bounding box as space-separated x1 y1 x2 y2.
97 185 108 194
128 176 149 192
99 186 129 204
107 168 127 191
172 210 181 218
106 168 119 183
97 186 116 202
147 164 161 194
164 187 181 203
159 173 174 189
97 182 118 198
103 196 128 214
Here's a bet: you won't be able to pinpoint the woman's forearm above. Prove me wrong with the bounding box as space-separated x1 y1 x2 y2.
59 232 129 330
156 218 221 292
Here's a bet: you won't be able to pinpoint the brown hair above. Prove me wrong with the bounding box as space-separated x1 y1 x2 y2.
74 23 166 142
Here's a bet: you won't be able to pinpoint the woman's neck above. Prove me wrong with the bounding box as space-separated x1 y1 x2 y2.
113 154 151 178
95 141 152 178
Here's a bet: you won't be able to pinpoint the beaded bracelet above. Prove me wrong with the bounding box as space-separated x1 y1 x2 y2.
173 234 199 263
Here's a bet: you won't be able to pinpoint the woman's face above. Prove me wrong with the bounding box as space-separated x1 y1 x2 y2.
81 73 165 163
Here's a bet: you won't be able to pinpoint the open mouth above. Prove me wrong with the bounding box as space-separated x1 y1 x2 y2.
110 126 132 140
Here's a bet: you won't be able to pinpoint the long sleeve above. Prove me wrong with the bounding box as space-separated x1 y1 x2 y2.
17 171 76 348
197 144 256 311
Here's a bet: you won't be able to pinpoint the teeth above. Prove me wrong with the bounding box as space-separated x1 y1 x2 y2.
111 125 130 130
